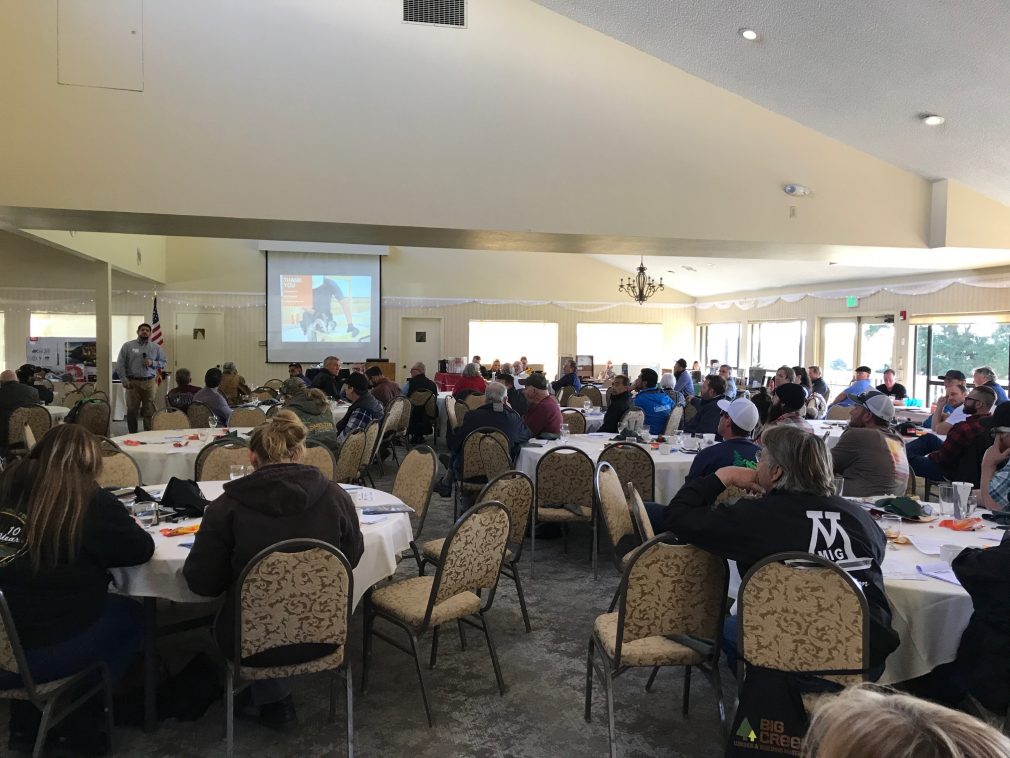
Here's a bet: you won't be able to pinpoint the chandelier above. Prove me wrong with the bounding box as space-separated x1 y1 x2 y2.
618 257 664 304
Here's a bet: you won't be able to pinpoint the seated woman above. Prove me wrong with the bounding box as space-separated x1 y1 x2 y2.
451 361 487 399
183 411 364 732
0 424 154 752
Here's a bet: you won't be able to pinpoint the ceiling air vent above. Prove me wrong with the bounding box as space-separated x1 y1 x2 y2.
403 0 466 28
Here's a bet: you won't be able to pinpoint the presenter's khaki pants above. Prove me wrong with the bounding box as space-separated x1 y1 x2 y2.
125 378 156 433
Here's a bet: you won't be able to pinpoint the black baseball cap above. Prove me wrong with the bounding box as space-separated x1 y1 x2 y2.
288 362 302 369
938 369 966 382
774 383 807 411
523 373 548 390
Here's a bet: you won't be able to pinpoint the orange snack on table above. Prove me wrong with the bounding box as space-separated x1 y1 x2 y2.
160 524 200 538
938 517 983 531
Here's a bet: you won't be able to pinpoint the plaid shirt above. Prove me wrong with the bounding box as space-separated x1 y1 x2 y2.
990 464 1010 509
335 395 383 444
928 414 984 469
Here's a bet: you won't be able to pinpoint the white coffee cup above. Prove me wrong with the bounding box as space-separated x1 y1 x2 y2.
660 443 671 455
702 433 716 445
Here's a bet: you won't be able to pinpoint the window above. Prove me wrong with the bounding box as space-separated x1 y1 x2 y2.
30 313 147 355
913 319 1010 404
468 321 558 377
576 323 663 369
749 320 805 371
698 323 740 368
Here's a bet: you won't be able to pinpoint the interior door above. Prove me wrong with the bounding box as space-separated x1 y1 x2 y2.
174 312 225 380
399 317 442 384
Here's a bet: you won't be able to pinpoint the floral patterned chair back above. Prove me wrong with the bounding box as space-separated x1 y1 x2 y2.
600 443 655 501
334 429 366 484
430 501 510 607
478 471 534 551
302 443 337 481
595 462 635 552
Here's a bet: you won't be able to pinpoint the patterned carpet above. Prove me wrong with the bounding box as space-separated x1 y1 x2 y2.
7 423 735 757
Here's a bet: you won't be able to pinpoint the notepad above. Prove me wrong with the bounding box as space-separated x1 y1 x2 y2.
916 562 962 586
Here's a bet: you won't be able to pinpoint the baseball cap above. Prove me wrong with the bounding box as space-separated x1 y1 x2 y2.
991 402 1010 432
848 389 895 422
280 377 306 397
774 383 807 411
523 373 548 390
937 369 966 382
717 397 759 432
288 362 302 369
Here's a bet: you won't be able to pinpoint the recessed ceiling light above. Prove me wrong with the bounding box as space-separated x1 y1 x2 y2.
919 113 945 126
739 28 759 41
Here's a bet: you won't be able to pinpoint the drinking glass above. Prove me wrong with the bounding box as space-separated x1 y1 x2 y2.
583 399 591 412
965 491 979 518
207 415 217 430
560 424 570 441
617 420 627 435
880 514 902 547
229 464 245 481
832 476 845 497
938 483 956 517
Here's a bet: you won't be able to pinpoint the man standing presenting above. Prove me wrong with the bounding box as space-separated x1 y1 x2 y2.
116 323 166 433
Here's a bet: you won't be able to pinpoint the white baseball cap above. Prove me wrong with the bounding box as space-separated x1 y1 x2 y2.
848 389 895 422
717 397 760 433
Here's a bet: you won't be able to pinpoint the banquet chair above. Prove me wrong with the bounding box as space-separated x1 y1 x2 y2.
334 430 367 484
186 401 215 429
359 420 382 487
455 428 509 518
0 590 116 758
738 552 869 712
373 400 404 474
303 441 337 480
627 484 654 543
599 444 655 501
562 409 587 435
195 438 250 481
79 382 96 397
444 396 461 433
228 407 266 428
682 403 698 427
618 408 646 432
7 406 52 458
594 462 638 577
226 540 354 758
73 399 111 437
585 535 729 757
266 404 283 419
581 386 604 408
463 393 486 412
557 385 576 405
389 447 438 571
96 439 143 488
532 446 596 579
663 406 684 436
152 408 191 431
408 389 439 445
478 434 511 480
61 389 84 408
387 396 412 463
826 405 852 421
565 393 591 408
420 471 534 632
362 501 511 728
262 379 285 391
40 378 54 392
250 387 277 402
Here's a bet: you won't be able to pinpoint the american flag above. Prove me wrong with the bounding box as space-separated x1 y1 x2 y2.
151 296 164 346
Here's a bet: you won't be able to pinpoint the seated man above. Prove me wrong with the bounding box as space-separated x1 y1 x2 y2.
974 365 1009 406
522 373 562 437
333 373 384 446
0 369 39 449
310 356 344 399
672 358 693 397
909 386 997 484
980 403 1010 511
15 364 53 404
600 374 632 434
684 397 759 481
759 383 814 438
434 382 530 497
655 425 899 675
682 374 726 437
718 364 737 400
166 367 201 411
808 365 830 401
551 359 582 394
218 361 252 406
472 355 492 381
876 368 907 404
829 365 874 407
287 362 310 387
366 366 400 406
402 361 439 444
497 372 527 416
832 391 910 497
773 365 795 390
919 379 967 436
633 368 674 435
193 368 233 426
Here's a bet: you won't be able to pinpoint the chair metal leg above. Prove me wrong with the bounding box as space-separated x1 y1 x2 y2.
225 668 235 758
360 604 375 694
102 665 115 754
429 625 441 669
33 699 56 758
592 512 599 580
601 656 617 758
345 663 355 758
480 612 506 695
645 666 660 692
584 637 596 722
682 665 692 717
457 619 467 651
708 663 727 735
511 562 533 632
530 515 537 580
407 632 434 727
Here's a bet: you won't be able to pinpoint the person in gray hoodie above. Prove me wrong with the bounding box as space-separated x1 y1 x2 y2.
184 411 363 732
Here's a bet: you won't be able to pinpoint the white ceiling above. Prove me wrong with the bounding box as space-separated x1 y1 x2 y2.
534 0 1010 205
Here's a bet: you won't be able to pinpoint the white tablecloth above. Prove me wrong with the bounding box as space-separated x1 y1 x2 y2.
108 428 255 484
560 407 606 433
109 481 413 608
808 420 941 450
46 405 71 422
516 434 694 503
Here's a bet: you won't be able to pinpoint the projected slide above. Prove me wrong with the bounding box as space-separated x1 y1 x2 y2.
280 275 372 343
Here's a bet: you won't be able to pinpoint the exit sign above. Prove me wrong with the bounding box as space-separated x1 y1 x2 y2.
846 296 859 308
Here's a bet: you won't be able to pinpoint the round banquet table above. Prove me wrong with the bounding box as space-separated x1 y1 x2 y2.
516 434 694 503
108 428 255 484
560 407 606 433
44 405 71 422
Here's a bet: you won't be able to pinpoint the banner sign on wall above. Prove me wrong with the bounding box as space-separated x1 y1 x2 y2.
26 337 98 381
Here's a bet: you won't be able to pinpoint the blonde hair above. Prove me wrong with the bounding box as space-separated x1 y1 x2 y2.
305 388 328 405
803 684 1010 758
0 424 103 571
248 410 306 464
